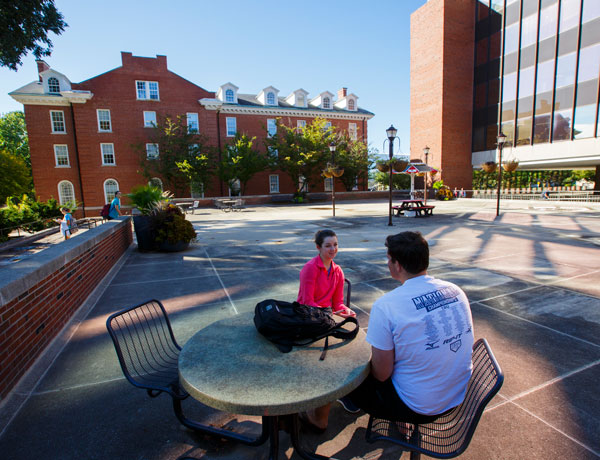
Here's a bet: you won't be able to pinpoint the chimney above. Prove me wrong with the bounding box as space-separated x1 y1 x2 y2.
36 60 50 81
337 87 348 99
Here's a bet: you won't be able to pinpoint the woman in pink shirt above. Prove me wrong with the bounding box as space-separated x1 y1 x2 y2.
297 229 355 318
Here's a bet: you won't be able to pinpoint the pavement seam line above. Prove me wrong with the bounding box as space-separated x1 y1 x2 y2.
24 376 127 396
204 247 238 315
473 301 600 349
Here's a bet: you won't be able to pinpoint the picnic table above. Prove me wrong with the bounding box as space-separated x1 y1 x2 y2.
392 199 435 217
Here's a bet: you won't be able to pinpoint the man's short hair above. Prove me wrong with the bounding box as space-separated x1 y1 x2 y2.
385 231 429 274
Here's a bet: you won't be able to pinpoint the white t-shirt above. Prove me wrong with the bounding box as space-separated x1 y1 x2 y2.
366 275 474 415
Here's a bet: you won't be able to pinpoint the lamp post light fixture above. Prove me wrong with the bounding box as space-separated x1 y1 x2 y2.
329 141 337 217
423 146 430 204
495 132 507 217
386 125 398 226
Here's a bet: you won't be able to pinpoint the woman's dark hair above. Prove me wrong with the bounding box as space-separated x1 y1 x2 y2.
61 207 70 213
315 229 337 247
385 231 429 274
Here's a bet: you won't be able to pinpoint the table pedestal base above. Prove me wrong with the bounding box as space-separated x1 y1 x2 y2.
265 414 330 460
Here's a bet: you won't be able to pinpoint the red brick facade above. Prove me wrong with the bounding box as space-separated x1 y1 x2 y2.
410 0 475 190
12 52 373 216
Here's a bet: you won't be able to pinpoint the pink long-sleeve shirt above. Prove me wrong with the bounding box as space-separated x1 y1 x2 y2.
297 255 345 312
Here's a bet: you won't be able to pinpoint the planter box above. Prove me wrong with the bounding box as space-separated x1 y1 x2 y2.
132 215 153 252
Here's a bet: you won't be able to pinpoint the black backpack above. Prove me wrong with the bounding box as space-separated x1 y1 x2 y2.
254 299 359 360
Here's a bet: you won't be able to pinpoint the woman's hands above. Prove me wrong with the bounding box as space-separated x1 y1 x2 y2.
334 306 356 318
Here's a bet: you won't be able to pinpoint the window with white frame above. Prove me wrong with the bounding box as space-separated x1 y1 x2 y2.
226 117 237 136
225 89 234 103
267 119 277 137
324 121 332 130
269 175 280 193
136 81 159 100
104 179 119 203
149 177 163 190
348 123 357 141
324 177 333 192
297 120 306 130
146 143 159 159
143 111 156 127
48 77 60 93
187 112 199 133
97 109 112 132
348 99 355 110
323 97 331 109
50 110 65 133
58 180 75 205
266 92 276 105
267 146 278 158
54 145 69 167
101 143 116 165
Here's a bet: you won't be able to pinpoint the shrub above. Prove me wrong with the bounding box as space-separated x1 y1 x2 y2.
151 203 196 245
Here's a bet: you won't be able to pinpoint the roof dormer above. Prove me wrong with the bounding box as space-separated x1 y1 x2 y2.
285 89 309 108
40 69 72 94
309 91 335 110
216 82 239 103
257 86 279 106
334 88 358 111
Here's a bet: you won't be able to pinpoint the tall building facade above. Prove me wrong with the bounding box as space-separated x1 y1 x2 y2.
411 0 600 189
9 52 373 215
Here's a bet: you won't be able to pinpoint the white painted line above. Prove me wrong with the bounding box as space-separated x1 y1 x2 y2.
25 376 127 396
205 248 238 315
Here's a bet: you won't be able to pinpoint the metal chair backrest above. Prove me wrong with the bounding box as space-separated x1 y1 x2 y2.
106 299 182 398
367 338 504 459
192 201 199 208
344 278 352 307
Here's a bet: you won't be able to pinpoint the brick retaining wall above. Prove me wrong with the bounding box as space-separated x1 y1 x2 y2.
0 217 132 401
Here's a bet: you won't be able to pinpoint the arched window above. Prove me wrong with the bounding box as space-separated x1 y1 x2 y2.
266 92 276 105
323 97 331 109
104 179 119 203
48 77 60 93
348 99 355 110
225 89 234 102
149 177 163 191
58 180 75 205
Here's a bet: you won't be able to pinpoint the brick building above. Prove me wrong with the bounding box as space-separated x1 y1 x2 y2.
9 52 373 215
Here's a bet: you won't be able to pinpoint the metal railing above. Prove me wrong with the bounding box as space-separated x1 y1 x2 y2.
469 189 600 202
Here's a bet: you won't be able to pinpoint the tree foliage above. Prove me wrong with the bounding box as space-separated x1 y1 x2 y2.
218 134 269 196
0 150 32 202
0 111 30 167
0 0 67 70
334 134 374 191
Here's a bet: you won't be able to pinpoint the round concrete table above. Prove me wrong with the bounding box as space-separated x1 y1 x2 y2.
179 311 371 459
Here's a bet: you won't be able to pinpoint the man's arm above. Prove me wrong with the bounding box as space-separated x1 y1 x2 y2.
371 346 394 382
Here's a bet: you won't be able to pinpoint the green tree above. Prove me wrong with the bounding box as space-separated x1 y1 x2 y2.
0 0 67 70
334 134 375 191
0 150 32 202
266 117 334 194
137 115 214 196
0 111 30 167
217 134 269 196
373 170 411 190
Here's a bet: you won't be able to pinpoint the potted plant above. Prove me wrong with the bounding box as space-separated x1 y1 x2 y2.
481 161 497 173
127 185 169 251
151 203 196 252
375 160 389 173
503 159 519 172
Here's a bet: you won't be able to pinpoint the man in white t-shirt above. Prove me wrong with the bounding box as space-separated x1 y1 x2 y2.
345 231 474 423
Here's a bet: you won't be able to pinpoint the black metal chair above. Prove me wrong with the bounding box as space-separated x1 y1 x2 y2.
106 299 268 445
365 338 504 460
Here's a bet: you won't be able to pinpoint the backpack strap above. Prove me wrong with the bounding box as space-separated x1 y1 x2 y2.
317 316 359 360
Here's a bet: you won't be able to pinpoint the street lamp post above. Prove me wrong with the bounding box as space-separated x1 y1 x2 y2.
495 132 507 217
386 125 398 226
423 146 430 204
329 142 336 217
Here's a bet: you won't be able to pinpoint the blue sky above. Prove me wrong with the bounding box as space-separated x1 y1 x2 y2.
0 0 427 157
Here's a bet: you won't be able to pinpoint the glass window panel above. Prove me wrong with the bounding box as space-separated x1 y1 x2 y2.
136 81 146 99
476 18 490 41
502 72 517 102
538 37 557 63
58 181 75 205
541 0 557 7
51 110 65 133
505 1 520 25
475 83 488 108
226 117 236 136
143 111 156 127
54 145 69 166
518 66 535 99
490 31 502 59
477 0 490 20
533 113 552 143
187 113 199 133
555 52 576 88
501 121 515 145
554 85 574 111
522 0 538 18
520 45 536 68
491 0 503 13
504 52 519 73
502 100 516 123
149 82 159 100
474 108 488 126
521 13 538 49
575 79 599 106
581 18 600 48
558 27 579 56
582 0 600 23
573 104 597 138
48 77 60 93
539 3 558 41
267 119 277 137
516 117 533 145
553 109 573 140
578 44 600 83
473 126 486 151
489 79 500 104
486 124 499 150
504 23 519 55
559 0 581 33
101 144 115 165
225 89 234 102
518 96 534 117
536 59 555 93
488 104 500 124
535 91 554 113
104 180 119 202
269 175 279 193
477 39 489 65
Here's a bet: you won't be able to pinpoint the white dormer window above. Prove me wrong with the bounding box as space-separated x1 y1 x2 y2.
348 99 355 110
225 89 234 103
258 86 279 106
266 92 276 105
218 83 239 103
297 94 305 107
323 97 331 109
48 77 60 93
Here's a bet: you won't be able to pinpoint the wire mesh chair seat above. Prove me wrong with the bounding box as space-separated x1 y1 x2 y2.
106 299 268 446
365 338 504 459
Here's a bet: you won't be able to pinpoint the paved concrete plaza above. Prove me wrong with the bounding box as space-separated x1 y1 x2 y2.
1 198 599 459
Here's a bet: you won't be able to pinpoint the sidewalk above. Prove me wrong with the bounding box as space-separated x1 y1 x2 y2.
1 198 599 459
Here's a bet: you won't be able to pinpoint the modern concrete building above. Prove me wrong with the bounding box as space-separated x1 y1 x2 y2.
411 0 600 190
